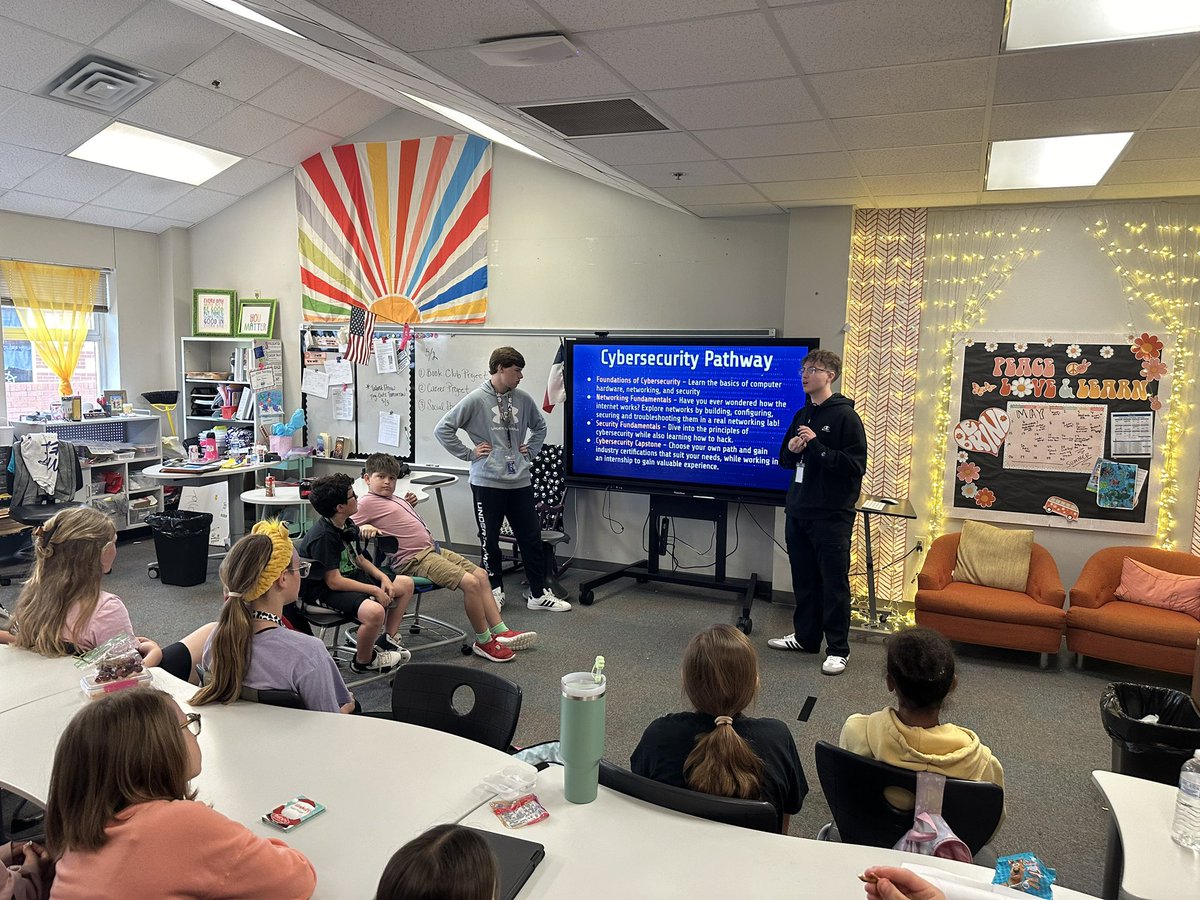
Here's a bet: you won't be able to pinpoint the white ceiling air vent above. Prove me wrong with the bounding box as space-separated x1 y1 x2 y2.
40 55 165 115
470 34 579 67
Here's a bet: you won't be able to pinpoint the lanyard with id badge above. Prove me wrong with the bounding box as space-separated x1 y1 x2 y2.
793 413 812 484
500 393 518 475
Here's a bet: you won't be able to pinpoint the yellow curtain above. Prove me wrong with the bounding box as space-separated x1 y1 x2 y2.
0 260 98 396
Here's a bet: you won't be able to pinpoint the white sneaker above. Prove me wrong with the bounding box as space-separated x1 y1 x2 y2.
492 586 506 610
526 589 572 612
822 655 848 676
767 633 819 653
350 648 407 674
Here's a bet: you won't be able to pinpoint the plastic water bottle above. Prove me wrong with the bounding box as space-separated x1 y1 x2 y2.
560 656 606 804
1171 749 1200 851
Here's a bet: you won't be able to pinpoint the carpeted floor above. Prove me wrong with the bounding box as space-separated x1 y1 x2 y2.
25 533 1194 898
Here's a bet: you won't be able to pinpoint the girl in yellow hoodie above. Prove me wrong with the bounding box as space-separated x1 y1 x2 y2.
839 626 1004 789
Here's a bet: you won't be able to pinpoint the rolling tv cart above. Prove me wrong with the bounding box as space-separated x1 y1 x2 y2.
577 493 771 634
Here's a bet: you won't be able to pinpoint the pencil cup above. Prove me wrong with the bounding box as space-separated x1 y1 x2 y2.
560 671 606 804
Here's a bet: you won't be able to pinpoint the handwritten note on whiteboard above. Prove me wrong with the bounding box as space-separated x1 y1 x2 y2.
1003 402 1107 474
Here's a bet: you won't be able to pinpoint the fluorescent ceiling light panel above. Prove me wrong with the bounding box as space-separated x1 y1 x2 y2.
1006 0 1200 50
986 133 1132 190
399 92 546 161
201 1 302 37
69 122 241 185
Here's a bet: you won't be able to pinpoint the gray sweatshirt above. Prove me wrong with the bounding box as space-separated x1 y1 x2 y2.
434 380 547 488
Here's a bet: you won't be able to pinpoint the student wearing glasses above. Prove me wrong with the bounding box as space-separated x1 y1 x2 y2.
47 689 316 899
193 520 356 714
769 349 867 676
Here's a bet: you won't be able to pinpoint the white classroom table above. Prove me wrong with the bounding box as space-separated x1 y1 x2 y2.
1092 770 1200 900
462 766 1102 900
0 646 80 713
0 664 530 898
140 461 279 541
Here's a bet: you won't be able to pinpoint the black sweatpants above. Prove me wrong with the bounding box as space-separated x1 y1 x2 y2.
472 484 545 596
785 513 853 658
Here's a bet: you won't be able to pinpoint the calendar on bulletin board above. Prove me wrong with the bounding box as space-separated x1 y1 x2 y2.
944 332 1170 534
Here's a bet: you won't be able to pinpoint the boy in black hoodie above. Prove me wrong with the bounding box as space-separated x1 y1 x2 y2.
768 349 867 676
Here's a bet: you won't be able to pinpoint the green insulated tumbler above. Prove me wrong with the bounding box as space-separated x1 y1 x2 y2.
560 660 607 804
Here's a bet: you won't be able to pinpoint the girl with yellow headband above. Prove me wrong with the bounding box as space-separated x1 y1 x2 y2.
192 520 354 713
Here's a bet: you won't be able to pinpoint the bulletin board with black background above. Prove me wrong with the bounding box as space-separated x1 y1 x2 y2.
945 332 1171 534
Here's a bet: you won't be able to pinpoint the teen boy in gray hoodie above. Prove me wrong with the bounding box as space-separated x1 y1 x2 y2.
434 346 571 612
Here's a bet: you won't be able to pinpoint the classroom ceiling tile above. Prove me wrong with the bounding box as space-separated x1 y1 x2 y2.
311 0 555 53
1151 90 1200 128
758 178 866 203
200 157 290 196
583 15 794 91
178 34 302 102
569 132 714 166
1091 180 1200 200
131 214 192 233
808 58 991 119
0 0 143 43
851 143 982 177
0 141 58 190
1104 158 1200 185
653 183 767 206
248 64 359 119
255 125 341 167
306 91 397 136
153 186 240 223
539 0 757 32
0 95 111 154
867 192 982 209
0 190 82 218
615 160 743 188
645 78 822 131
773 0 1001 74
119 78 241 140
94 0 231 75
833 108 985 150
0 18 87 93
202 104 299 156
694 121 841 158
995 36 1200 104
1125 128 1200 161
988 94 1165 141
15 157 130 203
66 204 151 229
729 152 859 183
978 186 1093 204
862 170 979 196
0 83 18 116
685 202 787 218
416 48 628 106
780 196 867 209
90 173 193 214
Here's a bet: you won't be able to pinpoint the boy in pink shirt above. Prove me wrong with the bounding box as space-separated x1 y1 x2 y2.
353 453 536 663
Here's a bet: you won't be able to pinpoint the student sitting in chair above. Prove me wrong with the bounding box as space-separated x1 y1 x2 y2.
296 473 411 674
8 506 213 682
631 624 808 831
839 626 1004 790
192 521 356 714
352 453 536 664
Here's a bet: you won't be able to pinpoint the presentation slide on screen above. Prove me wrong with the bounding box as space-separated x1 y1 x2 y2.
568 341 812 497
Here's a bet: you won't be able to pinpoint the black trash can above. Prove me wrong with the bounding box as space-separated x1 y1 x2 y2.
145 510 213 587
1100 682 1200 785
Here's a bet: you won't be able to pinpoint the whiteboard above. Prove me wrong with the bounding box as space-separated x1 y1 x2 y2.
355 340 415 457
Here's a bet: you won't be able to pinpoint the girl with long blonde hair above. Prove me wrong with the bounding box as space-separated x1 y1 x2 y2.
631 624 808 831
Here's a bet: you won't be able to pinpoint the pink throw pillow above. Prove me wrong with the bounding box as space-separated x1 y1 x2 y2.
1114 557 1200 620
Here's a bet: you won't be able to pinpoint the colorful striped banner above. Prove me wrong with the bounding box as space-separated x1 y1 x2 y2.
296 135 492 325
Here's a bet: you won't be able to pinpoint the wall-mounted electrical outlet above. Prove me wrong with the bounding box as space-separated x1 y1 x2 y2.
915 534 929 554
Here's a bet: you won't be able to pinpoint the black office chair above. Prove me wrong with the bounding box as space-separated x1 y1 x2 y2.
195 663 305 710
377 662 522 751
499 443 570 598
10 435 83 527
598 759 780 833
813 741 1004 856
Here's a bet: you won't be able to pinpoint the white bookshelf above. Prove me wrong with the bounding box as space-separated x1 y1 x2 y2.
180 337 275 443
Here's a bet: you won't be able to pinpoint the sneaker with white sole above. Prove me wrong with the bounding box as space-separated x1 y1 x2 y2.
349 647 406 674
821 655 848 676
472 638 515 662
344 628 411 660
767 633 820 652
493 629 538 650
526 590 572 612
492 586 506 610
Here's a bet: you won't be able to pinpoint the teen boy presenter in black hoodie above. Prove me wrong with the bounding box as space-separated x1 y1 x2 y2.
768 349 867 676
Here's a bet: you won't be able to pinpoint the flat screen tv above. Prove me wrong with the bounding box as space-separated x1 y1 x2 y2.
564 337 819 505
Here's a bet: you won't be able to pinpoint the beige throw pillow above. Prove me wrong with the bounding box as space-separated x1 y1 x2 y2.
954 520 1033 592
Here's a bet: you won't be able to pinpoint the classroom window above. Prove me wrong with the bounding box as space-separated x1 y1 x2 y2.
1 306 107 419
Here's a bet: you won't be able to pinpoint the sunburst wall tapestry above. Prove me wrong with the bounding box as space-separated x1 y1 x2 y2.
296 134 492 326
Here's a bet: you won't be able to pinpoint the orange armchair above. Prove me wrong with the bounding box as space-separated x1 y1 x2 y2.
915 532 1067 667
1066 546 1200 676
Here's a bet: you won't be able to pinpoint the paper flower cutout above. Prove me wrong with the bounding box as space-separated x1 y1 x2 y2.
1140 357 1168 381
985 341 998 352
956 451 969 463
961 483 979 499
957 461 981 483
974 487 996 508
1100 345 1114 358
1151 395 1163 411
1009 376 1034 398
1066 343 1082 359
1013 341 1028 353
964 337 975 347
1132 332 1164 360
1044 337 1055 347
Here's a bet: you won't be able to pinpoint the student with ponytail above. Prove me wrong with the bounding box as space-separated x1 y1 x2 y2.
631 624 807 830
192 520 355 714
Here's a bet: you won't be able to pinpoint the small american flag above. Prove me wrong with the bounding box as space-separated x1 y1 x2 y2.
346 306 376 364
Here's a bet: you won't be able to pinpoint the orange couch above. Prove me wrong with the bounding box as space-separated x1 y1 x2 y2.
915 532 1067 666
1066 546 1200 676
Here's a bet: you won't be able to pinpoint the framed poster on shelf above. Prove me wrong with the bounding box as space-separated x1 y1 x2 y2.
238 298 277 337
193 289 236 336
